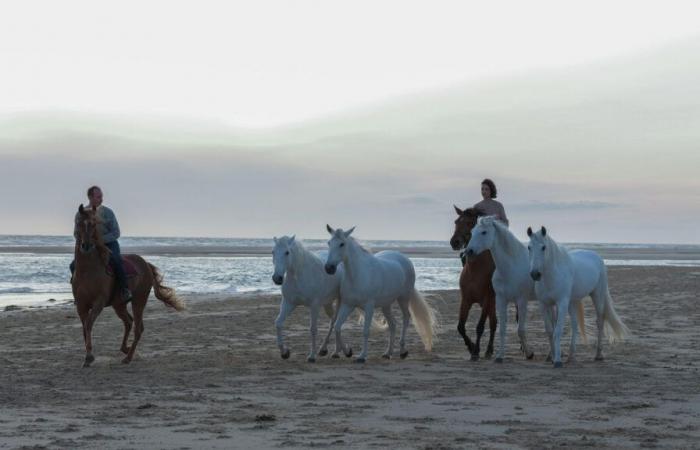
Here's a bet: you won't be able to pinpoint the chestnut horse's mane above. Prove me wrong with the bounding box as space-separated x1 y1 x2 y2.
77 208 111 267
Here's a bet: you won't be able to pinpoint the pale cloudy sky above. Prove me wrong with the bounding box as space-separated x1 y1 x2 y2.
1 1 699 243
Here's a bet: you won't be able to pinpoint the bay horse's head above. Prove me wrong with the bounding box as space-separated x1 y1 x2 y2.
450 205 483 251
271 235 296 285
324 224 355 275
75 204 102 254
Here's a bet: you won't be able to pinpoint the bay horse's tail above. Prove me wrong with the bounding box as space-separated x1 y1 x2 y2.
408 288 439 351
147 262 186 311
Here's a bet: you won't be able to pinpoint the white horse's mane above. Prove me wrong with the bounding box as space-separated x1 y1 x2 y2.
277 235 317 269
333 229 373 255
478 215 523 258
531 230 569 264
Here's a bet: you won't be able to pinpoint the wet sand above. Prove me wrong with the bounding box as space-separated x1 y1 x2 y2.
1 266 699 449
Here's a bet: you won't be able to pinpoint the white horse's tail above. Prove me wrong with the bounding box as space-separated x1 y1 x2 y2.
577 301 589 345
355 310 389 331
603 286 629 344
408 289 439 351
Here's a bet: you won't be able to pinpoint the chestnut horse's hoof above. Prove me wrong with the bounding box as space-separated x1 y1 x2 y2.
331 353 340 359
82 354 95 368
121 346 130 355
354 357 366 364
307 356 316 363
495 357 503 364
470 354 479 362
526 351 535 360
595 355 604 361
318 348 328 357
484 350 494 360
382 354 391 360
121 357 132 364
400 350 409 359
281 349 291 360
553 361 563 368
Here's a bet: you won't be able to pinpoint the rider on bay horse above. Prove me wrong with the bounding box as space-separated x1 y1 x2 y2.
71 185 133 303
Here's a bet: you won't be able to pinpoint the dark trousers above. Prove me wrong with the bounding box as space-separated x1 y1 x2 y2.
70 241 128 291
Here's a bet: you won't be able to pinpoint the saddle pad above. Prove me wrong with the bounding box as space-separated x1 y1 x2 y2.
106 256 139 278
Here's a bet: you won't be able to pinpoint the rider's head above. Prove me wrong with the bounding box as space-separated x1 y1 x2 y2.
87 186 103 209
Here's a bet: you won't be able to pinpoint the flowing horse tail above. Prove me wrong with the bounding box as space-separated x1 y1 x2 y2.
577 301 588 345
603 282 628 344
147 262 186 311
408 288 439 351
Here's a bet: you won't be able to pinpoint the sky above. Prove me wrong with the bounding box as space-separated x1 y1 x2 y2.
1 1 699 243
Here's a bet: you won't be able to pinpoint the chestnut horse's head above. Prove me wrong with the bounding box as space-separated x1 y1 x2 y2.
450 205 483 251
75 204 101 254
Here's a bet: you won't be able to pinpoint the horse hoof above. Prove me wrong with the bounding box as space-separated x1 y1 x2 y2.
82 354 95 367
319 348 328 357
307 357 316 363
470 354 479 362
120 347 130 355
331 353 340 359
595 355 604 361
354 357 366 364
382 354 391 360
553 361 563 368
495 357 503 364
546 355 552 363
121 357 131 364
344 348 353 358
400 351 409 359
484 351 493 360
281 349 291 360
526 351 535 360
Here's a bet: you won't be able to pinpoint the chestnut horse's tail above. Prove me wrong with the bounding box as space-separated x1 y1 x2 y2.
147 262 186 311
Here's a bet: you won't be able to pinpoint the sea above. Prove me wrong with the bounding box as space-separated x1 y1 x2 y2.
1 235 699 310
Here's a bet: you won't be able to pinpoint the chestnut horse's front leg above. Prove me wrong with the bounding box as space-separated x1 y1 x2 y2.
457 292 475 355
82 299 106 367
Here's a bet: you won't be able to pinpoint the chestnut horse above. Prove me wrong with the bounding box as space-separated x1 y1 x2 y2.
72 204 185 367
450 206 497 361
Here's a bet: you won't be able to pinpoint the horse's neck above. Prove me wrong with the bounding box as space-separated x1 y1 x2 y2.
342 240 371 282
542 238 571 281
287 246 316 279
490 226 527 276
74 247 107 275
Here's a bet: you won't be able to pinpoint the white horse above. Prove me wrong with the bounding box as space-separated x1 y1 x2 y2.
272 235 352 362
527 226 629 367
324 225 437 363
464 216 535 363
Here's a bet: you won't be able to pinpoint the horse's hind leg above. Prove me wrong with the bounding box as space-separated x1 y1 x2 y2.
472 306 488 361
307 304 320 363
113 303 134 354
567 300 579 364
398 296 411 359
591 288 606 361
123 299 145 364
457 295 475 355
516 298 534 360
381 305 397 359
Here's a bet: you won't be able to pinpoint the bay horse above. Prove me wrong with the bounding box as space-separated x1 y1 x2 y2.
449 206 497 361
72 204 185 367
527 226 628 367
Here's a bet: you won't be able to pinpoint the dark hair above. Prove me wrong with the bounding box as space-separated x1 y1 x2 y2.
87 186 102 198
481 179 497 198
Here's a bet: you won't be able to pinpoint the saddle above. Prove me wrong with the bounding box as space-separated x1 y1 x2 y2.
106 256 140 278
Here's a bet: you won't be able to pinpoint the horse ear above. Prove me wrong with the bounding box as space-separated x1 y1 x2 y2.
344 226 356 237
289 235 296 244
453 205 463 216
273 236 277 243
527 226 533 237
326 224 334 235
78 204 84 214
541 226 547 237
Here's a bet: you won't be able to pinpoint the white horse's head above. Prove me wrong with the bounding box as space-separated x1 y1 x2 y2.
526 226 548 281
272 235 296 285
324 224 355 275
464 216 497 260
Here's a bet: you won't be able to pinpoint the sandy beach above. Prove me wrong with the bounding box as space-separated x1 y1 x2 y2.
1 266 699 449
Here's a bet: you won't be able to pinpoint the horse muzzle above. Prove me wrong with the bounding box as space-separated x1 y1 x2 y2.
530 271 542 281
449 237 463 251
272 274 284 285
324 264 337 275
80 243 93 253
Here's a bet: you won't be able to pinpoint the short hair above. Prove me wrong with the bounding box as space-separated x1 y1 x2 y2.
481 179 497 199
87 186 102 198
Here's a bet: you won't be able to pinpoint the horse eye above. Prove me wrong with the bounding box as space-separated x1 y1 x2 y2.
542 246 546 251
481 231 486 235
285 251 290 255
527 245 531 250
339 243 345 247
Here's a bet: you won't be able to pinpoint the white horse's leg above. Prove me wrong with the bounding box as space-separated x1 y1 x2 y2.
567 300 579 364
516 298 534 360
307 304 320 363
495 295 508 363
356 302 375 363
333 303 354 359
398 297 411 359
275 299 296 359
540 303 555 362
319 302 336 357
552 298 568 368
381 305 397 359
591 289 606 361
